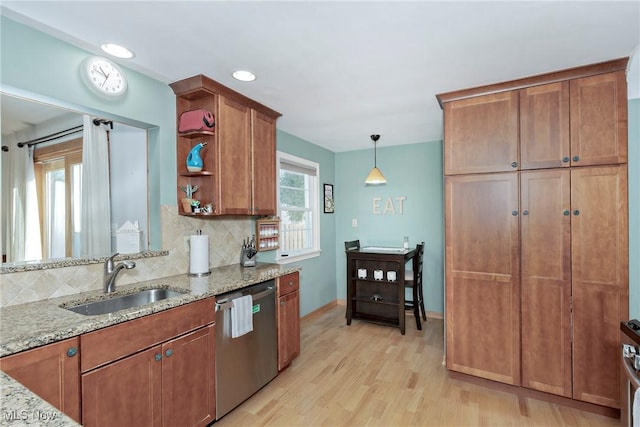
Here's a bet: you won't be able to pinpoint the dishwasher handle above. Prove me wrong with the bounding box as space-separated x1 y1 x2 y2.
216 286 275 312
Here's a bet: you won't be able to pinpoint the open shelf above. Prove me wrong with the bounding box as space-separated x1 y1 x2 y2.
179 171 214 177
179 130 215 139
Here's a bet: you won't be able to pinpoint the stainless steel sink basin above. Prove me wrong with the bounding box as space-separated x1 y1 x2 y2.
63 288 187 316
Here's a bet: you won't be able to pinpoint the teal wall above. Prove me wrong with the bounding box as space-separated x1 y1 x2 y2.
334 142 445 313
258 130 337 317
629 98 639 319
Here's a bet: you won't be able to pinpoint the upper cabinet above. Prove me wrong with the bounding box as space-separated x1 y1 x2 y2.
252 110 278 216
438 59 628 175
519 81 570 170
443 91 519 175
170 75 282 216
570 71 628 166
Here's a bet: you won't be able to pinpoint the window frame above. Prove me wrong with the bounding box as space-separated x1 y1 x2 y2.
33 138 83 258
276 151 321 264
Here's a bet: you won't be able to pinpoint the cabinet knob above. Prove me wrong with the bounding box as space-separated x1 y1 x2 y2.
155 353 162 362
573 155 580 162
522 210 529 216
281 301 285 306
288 281 294 287
512 210 518 216
573 209 580 216
510 161 518 168
165 349 173 357
563 210 570 216
66 347 78 357
562 156 570 163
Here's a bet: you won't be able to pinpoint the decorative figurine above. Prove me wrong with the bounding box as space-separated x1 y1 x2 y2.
180 184 199 213
180 184 198 199
187 141 208 172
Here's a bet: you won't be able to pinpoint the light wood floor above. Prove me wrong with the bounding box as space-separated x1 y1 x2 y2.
215 304 618 426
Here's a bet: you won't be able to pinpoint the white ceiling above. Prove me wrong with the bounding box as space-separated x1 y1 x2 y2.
2 1 639 152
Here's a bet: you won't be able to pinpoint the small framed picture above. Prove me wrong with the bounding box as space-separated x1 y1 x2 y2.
324 183 334 213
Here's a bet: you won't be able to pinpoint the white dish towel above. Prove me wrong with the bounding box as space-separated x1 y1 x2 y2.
231 295 253 338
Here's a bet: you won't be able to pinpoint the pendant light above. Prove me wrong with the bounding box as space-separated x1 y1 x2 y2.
365 134 387 185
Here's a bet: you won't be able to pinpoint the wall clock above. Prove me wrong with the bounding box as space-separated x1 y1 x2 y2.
80 56 128 98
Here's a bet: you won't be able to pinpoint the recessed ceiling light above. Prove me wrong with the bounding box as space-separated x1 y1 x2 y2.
232 70 256 82
101 43 134 59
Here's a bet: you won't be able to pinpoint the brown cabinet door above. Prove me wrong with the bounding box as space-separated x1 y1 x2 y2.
443 91 518 175
82 346 162 427
570 71 627 166
217 95 252 214
277 290 300 371
162 325 215 427
519 82 570 170
520 170 572 397
445 173 520 385
252 110 277 215
277 271 300 298
0 337 81 423
571 165 628 408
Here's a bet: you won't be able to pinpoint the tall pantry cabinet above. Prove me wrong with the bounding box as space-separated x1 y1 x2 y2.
437 58 629 409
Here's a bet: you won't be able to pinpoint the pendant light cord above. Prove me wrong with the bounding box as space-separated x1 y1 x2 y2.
371 134 380 167
374 141 377 167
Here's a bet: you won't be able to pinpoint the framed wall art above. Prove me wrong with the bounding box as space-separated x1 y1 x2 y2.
324 183 334 213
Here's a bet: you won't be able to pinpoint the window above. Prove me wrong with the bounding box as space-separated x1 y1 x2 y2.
33 138 83 258
276 152 320 263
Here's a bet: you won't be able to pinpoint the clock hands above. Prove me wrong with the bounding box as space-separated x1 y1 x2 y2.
90 65 111 87
92 65 108 77
101 73 111 88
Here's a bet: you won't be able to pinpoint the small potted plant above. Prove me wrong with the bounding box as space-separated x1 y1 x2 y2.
180 184 198 213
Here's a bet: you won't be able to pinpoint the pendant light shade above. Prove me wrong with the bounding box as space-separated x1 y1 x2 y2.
365 134 387 185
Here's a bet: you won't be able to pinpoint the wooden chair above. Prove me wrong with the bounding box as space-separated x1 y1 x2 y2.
344 240 360 251
405 242 426 330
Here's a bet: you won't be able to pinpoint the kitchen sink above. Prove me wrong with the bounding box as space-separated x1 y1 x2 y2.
63 288 188 316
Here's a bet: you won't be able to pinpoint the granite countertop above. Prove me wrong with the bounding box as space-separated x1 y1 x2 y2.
1 372 78 426
0 262 299 426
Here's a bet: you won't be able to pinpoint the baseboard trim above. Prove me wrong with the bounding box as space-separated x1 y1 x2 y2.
449 371 620 419
301 300 340 321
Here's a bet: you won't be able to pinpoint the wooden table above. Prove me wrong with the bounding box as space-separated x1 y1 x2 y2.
346 246 416 335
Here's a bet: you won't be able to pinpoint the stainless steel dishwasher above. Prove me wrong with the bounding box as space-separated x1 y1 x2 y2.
215 280 277 420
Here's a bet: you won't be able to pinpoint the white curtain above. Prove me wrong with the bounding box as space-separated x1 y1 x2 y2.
80 115 112 257
2 132 42 262
24 146 42 260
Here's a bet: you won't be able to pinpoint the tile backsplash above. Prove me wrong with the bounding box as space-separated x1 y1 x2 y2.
0 205 253 307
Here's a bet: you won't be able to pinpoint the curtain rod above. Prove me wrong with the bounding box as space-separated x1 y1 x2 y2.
16 125 83 148
2 119 113 152
93 118 113 129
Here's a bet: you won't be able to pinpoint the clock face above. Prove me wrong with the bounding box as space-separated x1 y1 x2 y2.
81 57 128 98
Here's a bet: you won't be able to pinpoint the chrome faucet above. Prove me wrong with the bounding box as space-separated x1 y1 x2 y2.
103 253 136 293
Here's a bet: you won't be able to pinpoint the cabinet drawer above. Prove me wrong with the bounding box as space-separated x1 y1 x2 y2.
277 272 299 297
81 297 215 372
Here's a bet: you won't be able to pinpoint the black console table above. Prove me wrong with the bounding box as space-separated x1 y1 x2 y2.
346 246 416 335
